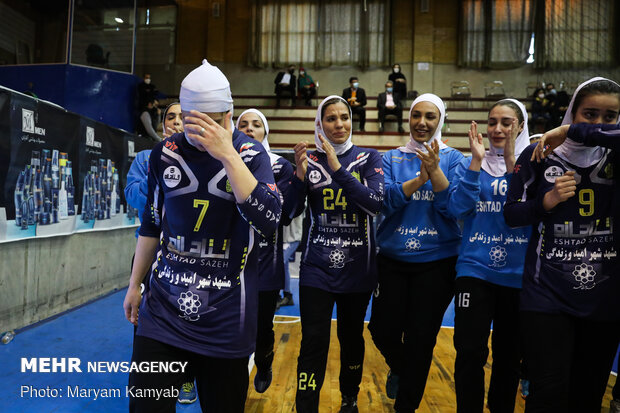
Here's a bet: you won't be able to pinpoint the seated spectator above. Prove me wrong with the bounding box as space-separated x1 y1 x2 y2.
297 68 317 106
377 80 404 133
342 76 367 131
274 65 296 107
530 88 552 132
388 63 407 100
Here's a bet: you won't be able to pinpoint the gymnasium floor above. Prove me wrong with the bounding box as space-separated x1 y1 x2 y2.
1 255 616 412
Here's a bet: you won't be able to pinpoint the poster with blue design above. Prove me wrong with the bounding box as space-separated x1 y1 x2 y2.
0 86 154 243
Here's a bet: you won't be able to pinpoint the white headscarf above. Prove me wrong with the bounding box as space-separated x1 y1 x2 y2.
399 93 448 153
481 99 531 177
235 108 279 165
554 76 620 168
314 95 354 155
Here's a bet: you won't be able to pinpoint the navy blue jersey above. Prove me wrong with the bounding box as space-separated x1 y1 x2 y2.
257 156 296 291
569 123 620 249
294 146 384 293
505 144 619 320
137 131 281 358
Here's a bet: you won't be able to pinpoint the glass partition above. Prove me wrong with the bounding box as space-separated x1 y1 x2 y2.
70 0 136 73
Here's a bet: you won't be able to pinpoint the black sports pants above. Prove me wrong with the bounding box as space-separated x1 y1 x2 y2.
295 285 372 413
520 311 620 413
369 254 457 412
453 276 520 413
129 335 249 413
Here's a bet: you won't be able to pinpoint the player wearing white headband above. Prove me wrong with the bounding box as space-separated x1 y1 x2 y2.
123 59 282 413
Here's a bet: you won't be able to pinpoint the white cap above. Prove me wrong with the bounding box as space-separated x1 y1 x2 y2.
180 59 233 113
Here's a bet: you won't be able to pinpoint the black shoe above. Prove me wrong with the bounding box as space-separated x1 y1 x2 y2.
254 367 272 393
378 125 384 133
386 370 399 399
359 128 365 132
277 293 294 309
339 395 358 413
398 126 405 133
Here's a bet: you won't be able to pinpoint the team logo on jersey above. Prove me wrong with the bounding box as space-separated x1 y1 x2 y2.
267 183 278 192
374 167 384 175
357 152 367 159
544 166 564 183
329 249 346 268
164 140 178 152
177 291 201 321
309 170 322 184
405 237 421 251
489 245 507 268
239 142 255 152
572 263 596 290
163 166 182 188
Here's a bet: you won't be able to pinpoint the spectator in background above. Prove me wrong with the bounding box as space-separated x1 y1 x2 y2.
377 80 404 133
274 65 297 107
388 64 407 101
530 88 552 132
545 83 559 127
297 68 317 106
137 73 158 111
136 73 160 137
136 99 161 142
86 43 109 67
342 77 367 132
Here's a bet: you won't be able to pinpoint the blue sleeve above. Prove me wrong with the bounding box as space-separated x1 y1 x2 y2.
381 151 412 216
275 158 297 226
125 151 150 218
504 145 548 228
236 149 282 238
139 148 164 238
568 123 620 150
441 157 480 219
331 150 384 216
434 149 466 218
